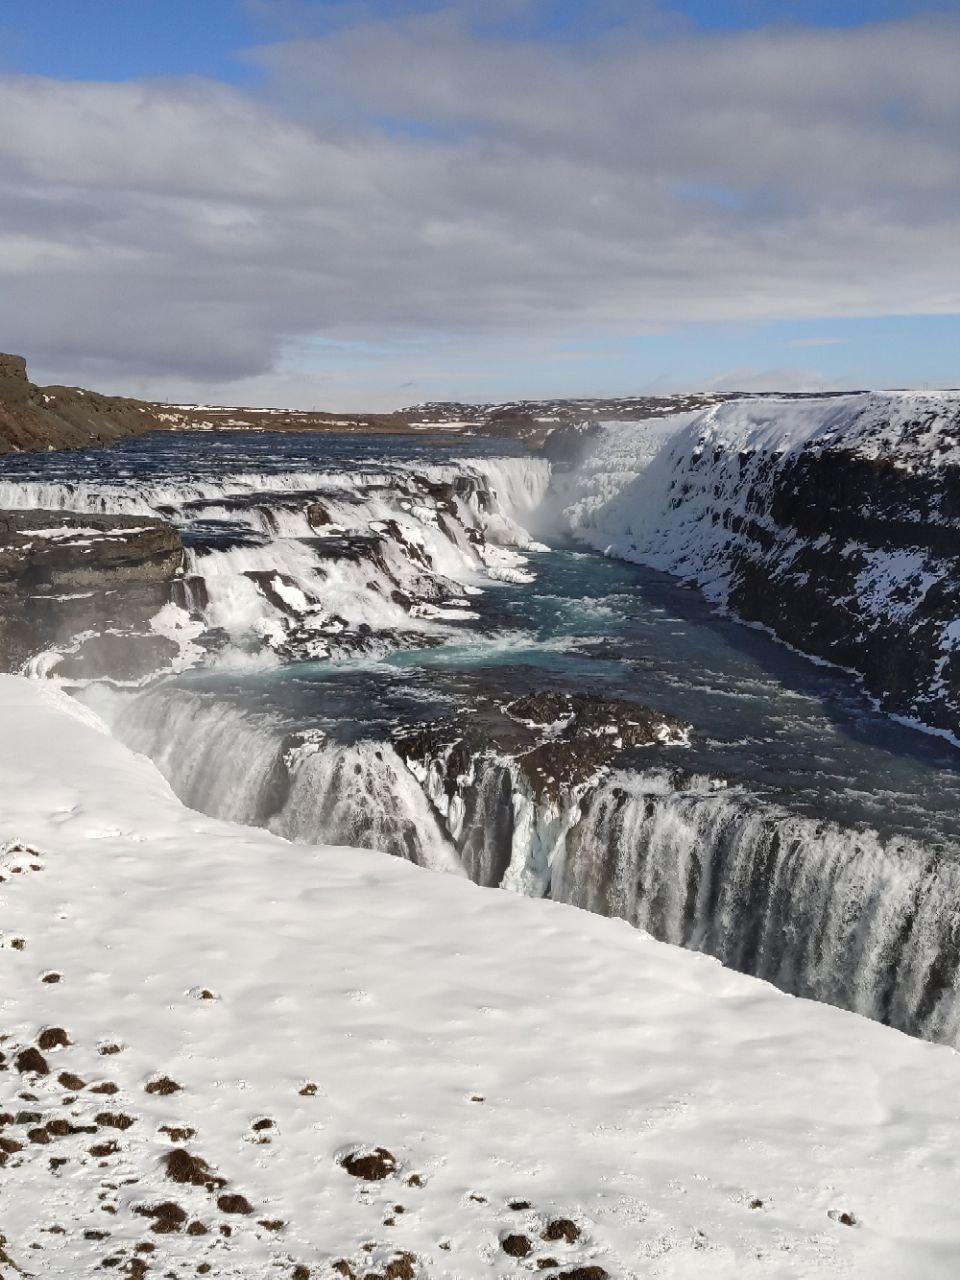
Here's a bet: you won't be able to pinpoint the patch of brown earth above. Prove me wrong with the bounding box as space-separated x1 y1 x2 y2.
144 1077 181 1096
501 1234 532 1258
133 1202 187 1234
14 1047 49 1075
340 1148 397 1181
89 1141 121 1157
96 1112 136 1130
542 1219 580 1244
164 1148 225 1191
36 1027 70 1051
217 1193 253 1215
158 1125 195 1142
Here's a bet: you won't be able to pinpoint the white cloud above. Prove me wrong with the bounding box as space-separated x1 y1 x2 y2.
0 9 957 404
783 337 849 348
698 366 851 394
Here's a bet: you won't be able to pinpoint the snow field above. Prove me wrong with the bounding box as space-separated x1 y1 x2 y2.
2 676 960 1277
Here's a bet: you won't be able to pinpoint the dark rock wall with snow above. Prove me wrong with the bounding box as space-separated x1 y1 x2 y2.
0 511 184 678
565 393 960 739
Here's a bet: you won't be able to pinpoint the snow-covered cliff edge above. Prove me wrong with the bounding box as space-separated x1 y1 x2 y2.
564 392 960 739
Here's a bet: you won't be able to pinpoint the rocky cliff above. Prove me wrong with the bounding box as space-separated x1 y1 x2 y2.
0 510 184 679
565 393 960 739
0 353 159 454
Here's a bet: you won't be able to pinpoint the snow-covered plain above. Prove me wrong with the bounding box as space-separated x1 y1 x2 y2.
3 675 960 1278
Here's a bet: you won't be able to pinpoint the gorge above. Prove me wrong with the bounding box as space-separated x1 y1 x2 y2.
2 391 960 1049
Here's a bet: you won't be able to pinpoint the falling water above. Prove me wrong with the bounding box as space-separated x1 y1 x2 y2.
86 682 960 1045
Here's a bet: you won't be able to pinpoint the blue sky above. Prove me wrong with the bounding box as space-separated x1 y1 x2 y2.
0 0 957 407
3 1 956 81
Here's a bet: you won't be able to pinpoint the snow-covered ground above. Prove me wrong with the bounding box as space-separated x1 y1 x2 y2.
3 674 960 1278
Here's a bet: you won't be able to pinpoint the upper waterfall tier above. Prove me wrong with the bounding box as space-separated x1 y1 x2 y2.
0 430 551 677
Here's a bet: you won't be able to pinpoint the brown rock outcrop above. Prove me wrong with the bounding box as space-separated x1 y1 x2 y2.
0 352 160 455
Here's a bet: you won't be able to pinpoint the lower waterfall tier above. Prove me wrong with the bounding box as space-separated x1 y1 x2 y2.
87 680 960 1048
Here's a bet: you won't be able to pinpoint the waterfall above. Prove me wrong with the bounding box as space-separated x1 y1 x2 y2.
85 685 463 876
86 686 291 827
552 770 960 1044
38 425 960 1051
87 683 960 1047
276 738 463 874
0 455 551 668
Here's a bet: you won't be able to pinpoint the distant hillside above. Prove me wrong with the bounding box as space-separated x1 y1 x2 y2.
0 353 159 454
0 350 873 456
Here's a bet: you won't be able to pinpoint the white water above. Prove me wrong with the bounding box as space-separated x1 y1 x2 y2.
11 418 960 1046
87 685 462 875
555 771 960 1043
3 455 552 667
85 680 960 1045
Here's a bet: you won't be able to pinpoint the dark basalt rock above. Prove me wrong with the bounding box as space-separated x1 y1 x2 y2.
339 1147 398 1181
0 509 185 678
398 682 688 807
720 432 960 736
394 673 689 889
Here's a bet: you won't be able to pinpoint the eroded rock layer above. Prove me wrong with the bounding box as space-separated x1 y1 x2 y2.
0 511 184 679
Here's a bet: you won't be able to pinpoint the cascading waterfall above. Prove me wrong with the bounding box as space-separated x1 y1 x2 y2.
85 682 960 1046
0 455 552 667
552 771 960 1044
16 421 960 1050
87 688 291 827
87 686 462 875
277 738 462 874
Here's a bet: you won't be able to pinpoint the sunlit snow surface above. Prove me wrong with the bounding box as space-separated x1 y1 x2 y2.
4 676 960 1278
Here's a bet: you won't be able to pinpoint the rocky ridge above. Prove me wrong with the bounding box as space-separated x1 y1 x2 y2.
0 355 160 456
0 349 865 461
393 681 691 891
566 392 960 739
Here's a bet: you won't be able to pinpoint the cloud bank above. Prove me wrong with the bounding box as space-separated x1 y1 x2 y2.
0 7 957 404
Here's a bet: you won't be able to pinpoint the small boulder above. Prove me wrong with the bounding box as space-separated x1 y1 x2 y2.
542 1219 580 1244
165 1148 225 1190
217 1193 253 1215
501 1234 532 1258
134 1201 187 1234
144 1076 181 1096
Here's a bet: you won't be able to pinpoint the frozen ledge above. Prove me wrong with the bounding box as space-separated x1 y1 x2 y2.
1 672 959 1278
